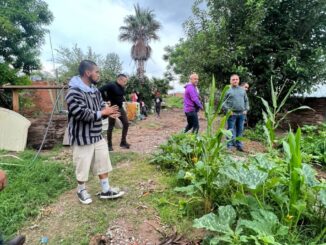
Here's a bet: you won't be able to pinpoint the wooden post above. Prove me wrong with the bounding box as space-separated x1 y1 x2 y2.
12 89 19 112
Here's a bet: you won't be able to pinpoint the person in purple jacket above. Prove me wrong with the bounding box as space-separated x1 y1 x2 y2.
183 73 203 133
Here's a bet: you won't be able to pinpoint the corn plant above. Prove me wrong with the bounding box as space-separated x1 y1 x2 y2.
175 76 232 212
260 79 311 149
283 128 307 228
204 75 230 137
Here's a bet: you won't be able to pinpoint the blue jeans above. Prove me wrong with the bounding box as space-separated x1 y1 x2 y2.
227 114 245 148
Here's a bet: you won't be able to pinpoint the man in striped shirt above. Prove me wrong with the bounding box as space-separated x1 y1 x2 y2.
65 60 125 204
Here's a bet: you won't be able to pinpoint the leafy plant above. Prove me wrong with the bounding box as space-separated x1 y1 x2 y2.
260 79 311 149
240 209 288 245
301 124 326 166
194 205 248 244
150 133 199 171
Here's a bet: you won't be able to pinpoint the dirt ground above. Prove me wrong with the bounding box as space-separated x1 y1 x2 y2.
109 108 193 154
19 109 265 245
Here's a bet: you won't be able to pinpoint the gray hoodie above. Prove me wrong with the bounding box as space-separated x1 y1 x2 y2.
222 86 250 113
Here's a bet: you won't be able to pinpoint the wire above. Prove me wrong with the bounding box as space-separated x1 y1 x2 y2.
31 86 66 164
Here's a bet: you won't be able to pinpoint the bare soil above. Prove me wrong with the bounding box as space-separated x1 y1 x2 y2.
110 108 189 154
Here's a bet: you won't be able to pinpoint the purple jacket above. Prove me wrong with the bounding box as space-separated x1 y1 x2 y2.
184 83 203 113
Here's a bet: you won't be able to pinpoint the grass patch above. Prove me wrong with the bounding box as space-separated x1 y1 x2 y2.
144 179 202 239
110 152 139 166
0 150 74 239
164 95 183 109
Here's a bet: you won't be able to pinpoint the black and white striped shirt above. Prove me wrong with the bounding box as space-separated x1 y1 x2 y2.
65 87 105 146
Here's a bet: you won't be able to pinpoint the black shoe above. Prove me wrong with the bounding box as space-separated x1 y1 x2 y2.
120 143 130 149
109 146 114 151
7 235 26 245
98 188 125 199
237 147 244 152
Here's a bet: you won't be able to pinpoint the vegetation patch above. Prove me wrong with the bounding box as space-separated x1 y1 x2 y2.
0 150 75 239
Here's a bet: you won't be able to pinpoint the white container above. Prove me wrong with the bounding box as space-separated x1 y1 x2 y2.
0 107 31 151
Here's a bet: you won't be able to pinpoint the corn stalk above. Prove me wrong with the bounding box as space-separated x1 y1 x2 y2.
261 78 311 149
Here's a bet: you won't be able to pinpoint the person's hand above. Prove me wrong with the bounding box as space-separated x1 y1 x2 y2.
101 105 119 116
109 112 121 119
0 170 7 191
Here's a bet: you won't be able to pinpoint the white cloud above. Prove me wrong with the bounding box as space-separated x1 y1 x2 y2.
41 0 190 81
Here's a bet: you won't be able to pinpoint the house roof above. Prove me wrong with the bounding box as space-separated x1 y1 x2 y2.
298 84 326 98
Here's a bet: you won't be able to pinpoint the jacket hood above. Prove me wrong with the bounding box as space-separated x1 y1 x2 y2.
68 76 97 93
184 83 195 88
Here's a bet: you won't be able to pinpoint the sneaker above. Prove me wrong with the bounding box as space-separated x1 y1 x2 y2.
77 189 92 205
98 188 125 199
7 235 26 245
120 143 130 149
237 147 244 152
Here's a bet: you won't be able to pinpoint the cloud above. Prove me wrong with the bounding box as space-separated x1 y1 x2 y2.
41 0 193 84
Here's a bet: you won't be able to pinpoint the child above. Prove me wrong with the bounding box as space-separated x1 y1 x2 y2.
154 92 163 117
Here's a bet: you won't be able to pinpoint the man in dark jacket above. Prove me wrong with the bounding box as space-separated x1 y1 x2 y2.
100 74 130 151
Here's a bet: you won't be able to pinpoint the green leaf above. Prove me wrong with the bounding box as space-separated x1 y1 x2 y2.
292 200 306 213
217 85 231 113
220 164 268 190
240 209 288 240
193 205 236 233
276 84 296 114
318 189 326 207
276 106 313 128
231 192 260 210
302 164 319 187
271 78 277 109
253 154 276 171
260 97 274 122
174 185 195 195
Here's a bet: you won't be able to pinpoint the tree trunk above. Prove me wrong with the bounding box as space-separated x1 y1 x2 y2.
137 60 145 82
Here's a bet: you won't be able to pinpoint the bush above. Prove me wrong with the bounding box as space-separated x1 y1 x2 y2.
150 133 200 171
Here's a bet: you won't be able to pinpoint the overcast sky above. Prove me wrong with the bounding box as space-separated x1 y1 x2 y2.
41 0 194 92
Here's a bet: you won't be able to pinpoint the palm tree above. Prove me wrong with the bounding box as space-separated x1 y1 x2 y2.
119 4 161 80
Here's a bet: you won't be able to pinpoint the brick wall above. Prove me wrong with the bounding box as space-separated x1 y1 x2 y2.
21 81 57 115
282 98 326 128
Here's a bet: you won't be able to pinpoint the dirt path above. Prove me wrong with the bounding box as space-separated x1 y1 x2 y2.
110 108 190 154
